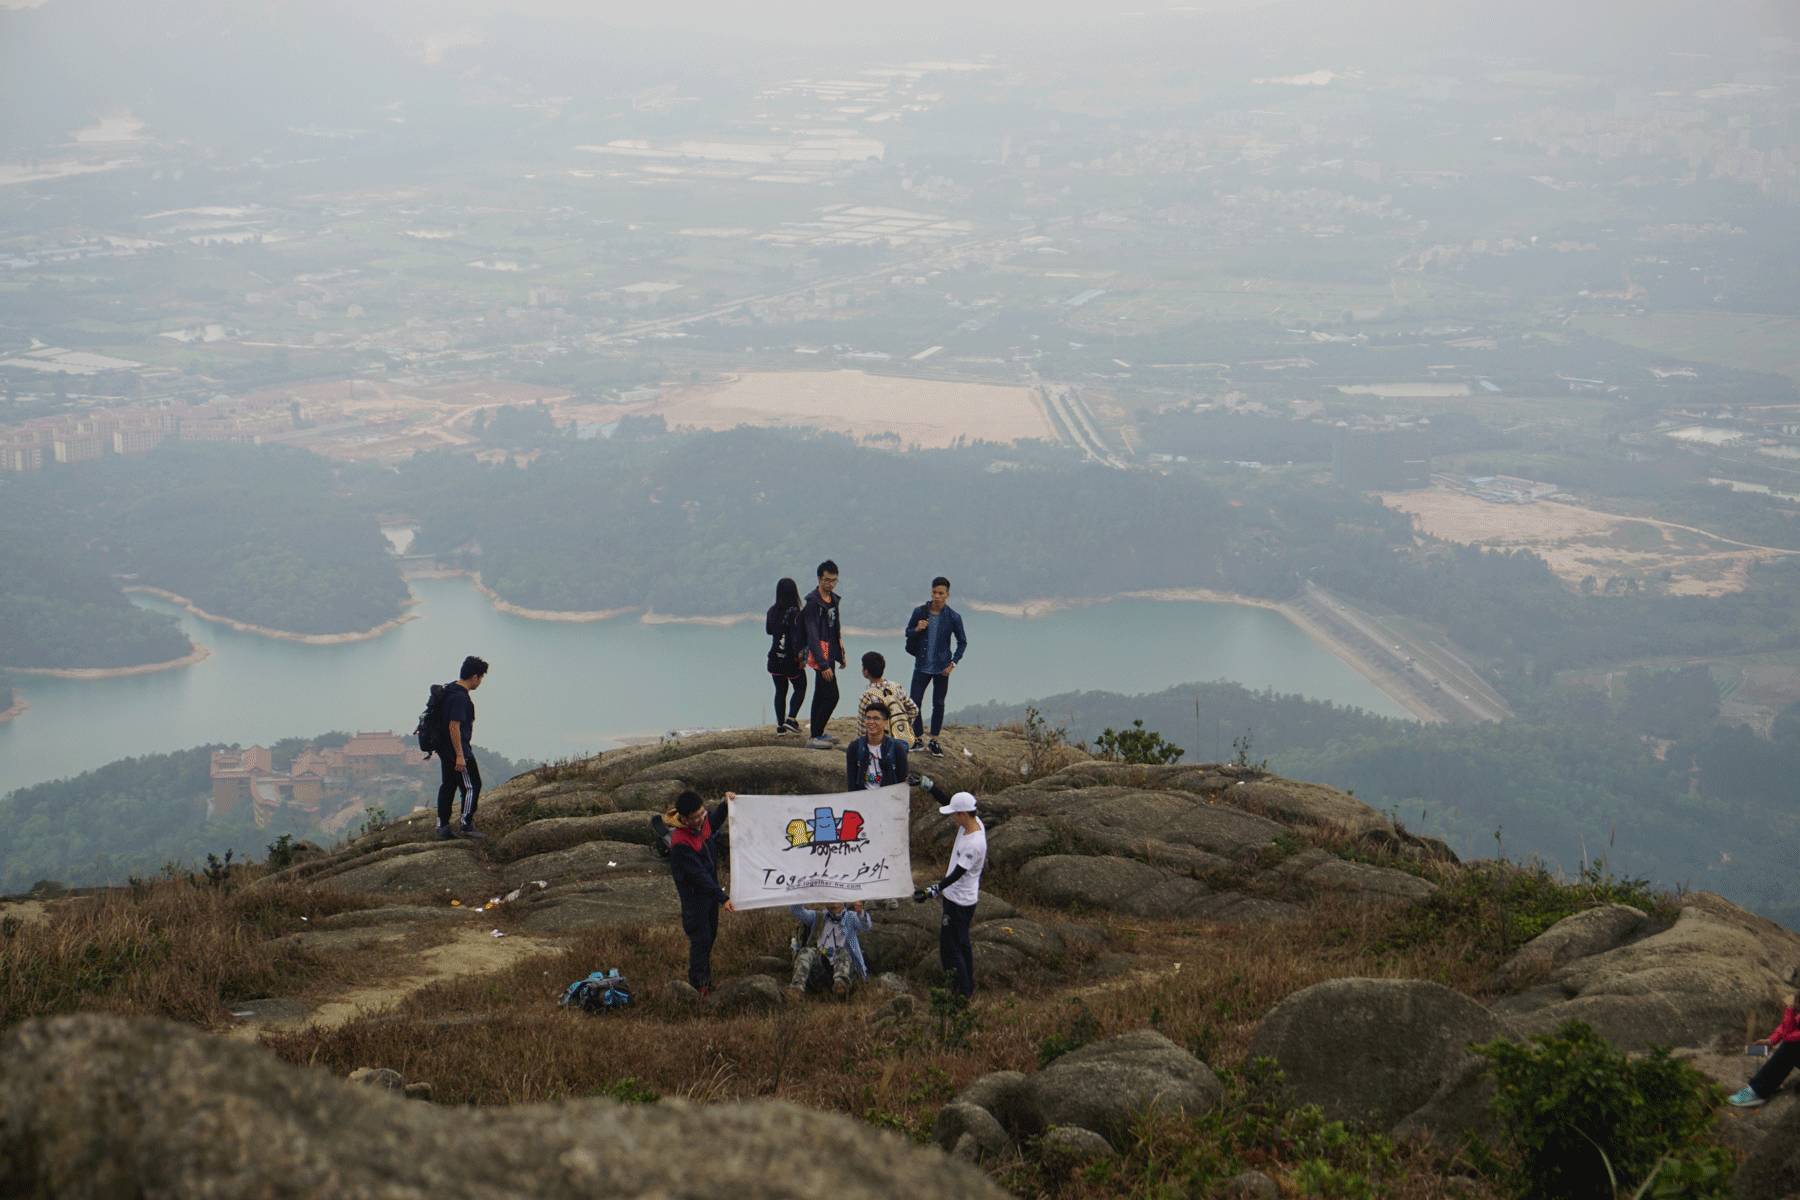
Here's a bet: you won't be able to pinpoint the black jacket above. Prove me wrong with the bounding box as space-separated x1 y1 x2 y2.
846 736 908 792
766 603 804 676
801 587 844 673
667 803 730 908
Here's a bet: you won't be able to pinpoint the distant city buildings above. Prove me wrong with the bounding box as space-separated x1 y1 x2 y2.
209 732 426 829
0 399 301 473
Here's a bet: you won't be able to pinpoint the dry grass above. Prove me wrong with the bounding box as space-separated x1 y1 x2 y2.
0 878 396 1028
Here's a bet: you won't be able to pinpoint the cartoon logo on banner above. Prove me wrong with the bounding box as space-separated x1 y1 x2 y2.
785 806 866 849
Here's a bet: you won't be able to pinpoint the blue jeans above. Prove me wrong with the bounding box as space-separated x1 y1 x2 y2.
909 669 951 739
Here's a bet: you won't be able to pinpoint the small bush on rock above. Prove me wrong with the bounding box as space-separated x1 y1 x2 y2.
1379 860 1667 966
1037 999 1101 1067
1474 1021 1730 1200
1093 720 1185 766
1069 1059 1399 1197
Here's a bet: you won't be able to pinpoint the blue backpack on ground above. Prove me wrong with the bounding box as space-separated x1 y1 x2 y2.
561 968 633 1013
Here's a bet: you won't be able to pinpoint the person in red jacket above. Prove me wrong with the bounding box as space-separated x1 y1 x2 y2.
1730 988 1800 1107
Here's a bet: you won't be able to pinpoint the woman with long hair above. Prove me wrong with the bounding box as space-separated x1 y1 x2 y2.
765 577 806 734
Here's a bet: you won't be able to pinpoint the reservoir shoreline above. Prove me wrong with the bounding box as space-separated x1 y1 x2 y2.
9 641 212 681
0 579 1409 799
3 576 1429 722
120 587 419 646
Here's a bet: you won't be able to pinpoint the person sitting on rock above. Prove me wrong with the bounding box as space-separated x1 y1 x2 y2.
662 790 735 999
787 901 871 997
1730 985 1800 1108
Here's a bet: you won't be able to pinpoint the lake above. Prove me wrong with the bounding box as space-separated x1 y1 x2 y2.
0 577 1406 797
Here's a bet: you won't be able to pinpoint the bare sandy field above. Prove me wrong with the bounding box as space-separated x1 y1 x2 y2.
1379 486 1794 597
643 370 1053 448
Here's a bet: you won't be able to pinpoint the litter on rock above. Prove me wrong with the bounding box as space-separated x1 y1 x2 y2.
490 929 506 938
607 861 619 868
450 899 462 907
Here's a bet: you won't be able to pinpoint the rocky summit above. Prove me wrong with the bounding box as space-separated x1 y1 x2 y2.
5 721 1800 1198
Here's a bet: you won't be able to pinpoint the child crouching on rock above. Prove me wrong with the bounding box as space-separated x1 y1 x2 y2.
787 901 871 997
1730 983 1800 1108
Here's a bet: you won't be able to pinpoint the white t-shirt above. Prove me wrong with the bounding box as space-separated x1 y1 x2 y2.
941 821 987 907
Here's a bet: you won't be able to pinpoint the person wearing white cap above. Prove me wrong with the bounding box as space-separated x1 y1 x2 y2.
912 774 985 999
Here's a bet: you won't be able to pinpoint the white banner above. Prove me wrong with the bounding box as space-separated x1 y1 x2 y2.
728 784 913 910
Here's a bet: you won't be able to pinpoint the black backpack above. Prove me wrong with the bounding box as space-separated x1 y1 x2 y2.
414 683 449 758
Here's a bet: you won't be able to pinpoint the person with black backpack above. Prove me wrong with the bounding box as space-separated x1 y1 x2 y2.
765 577 806 735
436 656 489 841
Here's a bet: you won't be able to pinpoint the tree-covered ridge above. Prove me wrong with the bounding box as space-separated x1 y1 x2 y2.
383 428 1800 676
0 519 193 670
0 739 523 894
2 444 408 664
392 427 1418 625
956 680 1800 931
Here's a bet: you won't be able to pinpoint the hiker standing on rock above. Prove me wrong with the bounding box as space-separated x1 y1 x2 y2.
914 776 986 999
846 703 908 792
803 560 845 750
437 656 489 841
666 790 735 998
905 577 967 759
766 577 807 735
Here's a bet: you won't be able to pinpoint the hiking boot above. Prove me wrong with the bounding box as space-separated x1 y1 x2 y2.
928 739 944 758
775 722 794 736
458 824 486 840
785 719 803 734
832 979 848 998
1729 1087 1767 1108
807 736 834 750
435 824 456 840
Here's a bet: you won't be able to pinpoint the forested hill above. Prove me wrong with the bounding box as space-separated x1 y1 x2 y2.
0 444 408 669
0 739 521 894
383 427 1800 683
956 678 1800 930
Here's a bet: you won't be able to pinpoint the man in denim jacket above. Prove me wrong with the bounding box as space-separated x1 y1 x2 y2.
904 576 968 758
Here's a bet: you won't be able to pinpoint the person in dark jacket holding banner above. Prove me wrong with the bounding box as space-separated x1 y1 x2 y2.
663 790 734 996
846 703 908 792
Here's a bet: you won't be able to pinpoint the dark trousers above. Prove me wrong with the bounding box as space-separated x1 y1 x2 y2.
681 899 721 990
436 754 481 827
939 897 976 998
810 669 840 738
1751 1040 1800 1097
910 669 951 739
772 673 806 725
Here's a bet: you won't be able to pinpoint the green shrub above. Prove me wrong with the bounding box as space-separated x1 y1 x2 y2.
1036 999 1100 1066
1094 719 1185 765
1077 1059 1397 1196
1474 1021 1730 1200
600 1076 659 1104
1380 859 1668 965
